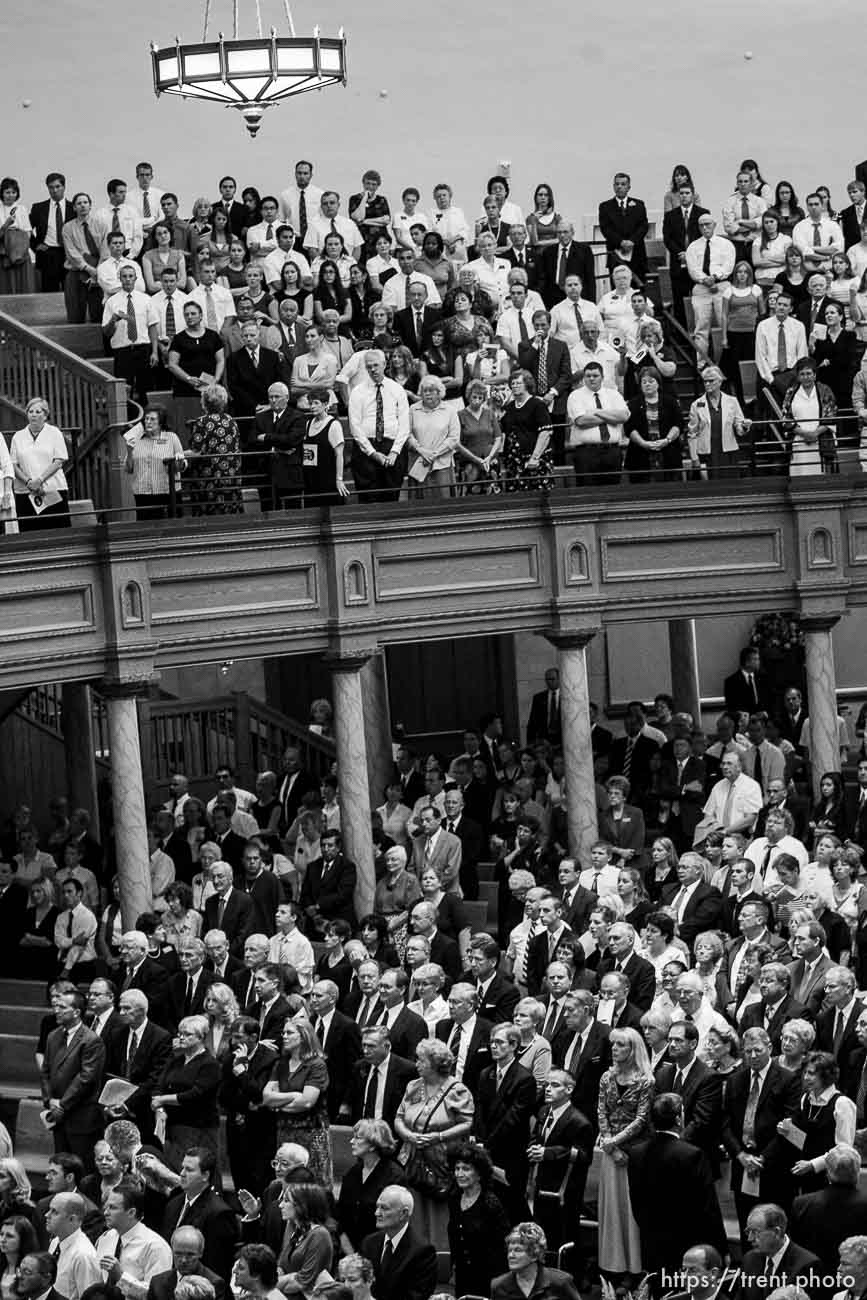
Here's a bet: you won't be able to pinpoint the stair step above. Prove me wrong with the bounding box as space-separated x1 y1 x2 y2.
0 979 47 1007
0 1005 47 1035
0 293 67 327
0 1033 39 1084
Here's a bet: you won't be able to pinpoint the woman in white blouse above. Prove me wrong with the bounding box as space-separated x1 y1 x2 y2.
10 396 70 530
751 212 792 289
781 356 837 477
290 323 338 410
0 177 35 294
407 375 460 498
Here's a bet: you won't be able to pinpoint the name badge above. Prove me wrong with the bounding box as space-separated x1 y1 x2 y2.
303 443 319 467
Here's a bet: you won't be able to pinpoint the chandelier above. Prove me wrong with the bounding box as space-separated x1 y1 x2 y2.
150 1 347 138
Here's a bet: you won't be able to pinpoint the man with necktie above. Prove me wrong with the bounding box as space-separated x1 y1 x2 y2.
348 349 411 503
722 170 768 264
662 182 709 326
106 989 172 1139
686 213 736 352
526 1069 594 1253
360 1187 437 1300
31 172 75 293
540 219 596 307
341 1026 415 1128
598 172 650 281
101 264 158 407
393 281 441 358
473 1024 536 1220
526 666 562 745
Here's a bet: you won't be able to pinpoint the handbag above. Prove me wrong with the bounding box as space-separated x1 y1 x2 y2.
396 1080 458 1200
2 225 30 267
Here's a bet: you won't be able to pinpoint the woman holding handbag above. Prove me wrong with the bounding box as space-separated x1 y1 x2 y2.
0 179 34 294
394 1038 473 1251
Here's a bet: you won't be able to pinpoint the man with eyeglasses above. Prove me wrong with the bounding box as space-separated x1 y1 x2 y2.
14 1253 65 1300
236 1145 310 1255
146 1228 227 1300
656 1018 723 1176
206 766 255 817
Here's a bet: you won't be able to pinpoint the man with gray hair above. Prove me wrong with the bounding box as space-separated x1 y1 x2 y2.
252 381 304 511
361 1186 437 1300
347 349 409 503
235 1145 310 1255
789 1145 867 1277
671 970 730 1049
167 939 215 1028
146 1227 226 1300
119 932 170 1026
107 988 172 1137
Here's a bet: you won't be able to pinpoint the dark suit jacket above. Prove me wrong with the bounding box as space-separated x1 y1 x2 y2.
607 733 660 800
106 1019 173 1130
426 929 461 982
119 956 171 1026
211 199 246 238
384 1006 428 1062
359 1227 437 1300
539 240 597 306
243 869 282 937
840 202 867 250
740 1242 822 1300
722 1060 800 1197
166 967 216 1028
205 954 244 982
203 888 255 957
471 970 520 1024
530 1101 594 1205
598 196 650 277
230 966 261 1016
526 688 561 746
445 813 484 900
552 1020 611 1124
220 1040 279 1120
660 880 723 947
785 953 833 1018
789 1183 867 1275
393 305 442 356
435 1015 493 1093
724 668 773 715
161 829 194 883
300 853 358 927
395 767 426 807
815 999 866 1097
591 723 614 757
40 1023 106 1135
163 1188 239 1281
662 204 710 269
595 951 656 1013
526 932 573 1000
206 829 247 876
344 1052 416 1126
226 345 287 422
319 1009 363 1119
655 1059 723 1171
502 246 540 288
253 404 305 496
30 198 76 249
558 884 596 935
473 1059 537 1181
740 994 810 1054
147 1266 226 1300
517 336 573 418
627 1133 726 1272
658 755 708 843
278 767 320 832
798 295 833 334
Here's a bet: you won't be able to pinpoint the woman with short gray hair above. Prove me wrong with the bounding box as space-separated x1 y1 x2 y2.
187 382 242 515
406 375 460 498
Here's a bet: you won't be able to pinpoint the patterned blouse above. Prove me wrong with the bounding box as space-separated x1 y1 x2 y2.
597 1069 654 1149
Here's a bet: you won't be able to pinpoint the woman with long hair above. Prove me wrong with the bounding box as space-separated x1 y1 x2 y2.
740 159 772 203
263 1020 332 1187
0 1216 40 1300
752 210 792 289
772 181 805 237
525 182 563 246
721 260 765 399
774 243 810 311
596 1028 654 1284
18 877 59 980
313 258 351 331
275 1184 334 1297
664 164 701 211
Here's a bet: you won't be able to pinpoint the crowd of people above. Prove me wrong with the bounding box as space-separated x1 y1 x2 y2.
3 648 867 1300
3 158 867 531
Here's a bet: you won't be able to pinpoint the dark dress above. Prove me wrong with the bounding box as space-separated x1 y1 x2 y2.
447 1188 510 1299
170 328 223 397
158 1048 221 1168
336 1155 406 1249
302 413 344 506
623 393 683 483
773 272 810 312
18 905 60 980
813 330 860 408
268 1053 333 1186
188 412 242 514
790 1089 842 1195
500 396 554 492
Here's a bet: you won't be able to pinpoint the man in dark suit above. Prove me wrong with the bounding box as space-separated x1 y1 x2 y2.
107 988 173 1138
595 922 656 1013
441 789 483 901
203 863 255 957
789 1142 867 1275
393 283 441 357
203 930 244 983
589 702 614 760
205 806 248 878
662 854 723 949
556 860 596 935
230 935 272 1016
552 990 611 1127
342 1027 416 1127
658 735 709 850
14 1250 70 1300
240 842 282 937
627 1092 727 1282
166 940 216 1029
251 964 291 1045
86 978 125 1059
300 829 358 933
220 1017 278 1197
798 274 835 338
527 1069 594 1253
473 1023 537 1219
310 979 362 1120
501 225 539 288
277 744 319 834
30 173 76 292
607 706 661 806
39 988 106 1169
598 173 650 282
656 1019 723 1174
251 381 305 509
662 183 709 325
739 963 809 1054
722 1027 800 1237
739 1202 821 1300
526 667 562 746
517 311 573 460
146 1225 226 1300
212 178 246 238
409 901 462 982
270 299 308 371
361 1186 437 1300
840 181 867 249
814 966 865 1097
0 861 29 967
163 1148 239 1282
786 922 833 1017
226 322 287 424
525 899 573 1000
539 220 596 307
118 931 171 1026
724 647 772 715
435 982 493 1092
598 971 644 1033
378 970 428 1061
394 746 426 807
465 935 520 1023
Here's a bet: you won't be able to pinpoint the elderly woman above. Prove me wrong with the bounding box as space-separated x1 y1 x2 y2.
777 1050 857 1195
500 368 554 492
623 367 683 484
514 997 553 1099
167 301 226 433
152 1013 221 1167
831 853 867 944
394 1037 474 1249
373 847 421 957
406 375 460 498
781 356 838 476
125 404 186 520
407 963 449 1030
203 981 239 1062
191 839 221 910
10 396 70 530
161 882 201 950
597 1028 654 1283
338 1253 376 1300
705 1023 742 1079
276 1184 334 1298
456 378 503 492
448 1142 510 1299
462 319 510 389
599 776 646 866
491 1221 580 1300
186 384 242 514
775 1017 815 1083
336 1119 405 1251
620 319 677 400
687 365 750 479
692 931 732 1010
263 1020 332 1187
640 1005 673 1074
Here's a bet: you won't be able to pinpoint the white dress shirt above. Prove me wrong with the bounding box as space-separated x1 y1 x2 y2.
464 256 512 308
94 203 144 258
497 304 539 353
279 183 325 230
95 1222 172 1299
792 217 844 266
53 1228 102 1300
128 186 166 232
102 290 159 350
263 246 312 287
722 192 767 240
304 212 362 256
754 316 808 382
566 384 630 445
97 256 145 297
381 271 441 311
570 340 620 387
268 928 315 991
11 423 69 492
348 377 410 454
151 288 190 340
187 282 236 331
550 296 602 350
685 235 736 285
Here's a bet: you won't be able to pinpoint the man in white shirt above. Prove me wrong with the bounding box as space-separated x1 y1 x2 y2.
755 291 808 396
505 267 544 316
578 842 620 896
671 972 729 1052
263 225 312 291
496 282 539 361
686 214 736 351
94 179 144 259
381 246 440 312
45 1194 102 1300
700 752 763 837
279 159 324 250
128 163 165 238
348 349 410 502
268 901 315 992
550 274 602 352
245 194 282 269
505 879 547 990
566 360 630 485
96 1183 172 1299
741 715 787 797
303 190 362 260
465 232 511 310
97 232 145 297
187 263 236 334
55 879 98 978
101 265 159 406
151 267 188 356
571 319 620 386
722 170 767 265
792 192 844 273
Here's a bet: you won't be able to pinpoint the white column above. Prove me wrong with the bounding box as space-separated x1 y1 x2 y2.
668 618 702 725
546 629 600 864
803 617 841 798
103 687 152 926
361 650 394 809
326 650 376 919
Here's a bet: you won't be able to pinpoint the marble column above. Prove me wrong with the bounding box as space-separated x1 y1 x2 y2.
325 649 377 919
668 618 702 725
103 685 152 927
62 682 99 832
361 650 394 810
546 629 600 864
803 617 841 798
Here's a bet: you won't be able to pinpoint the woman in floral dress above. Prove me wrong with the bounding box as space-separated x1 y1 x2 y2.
187 385 242 515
